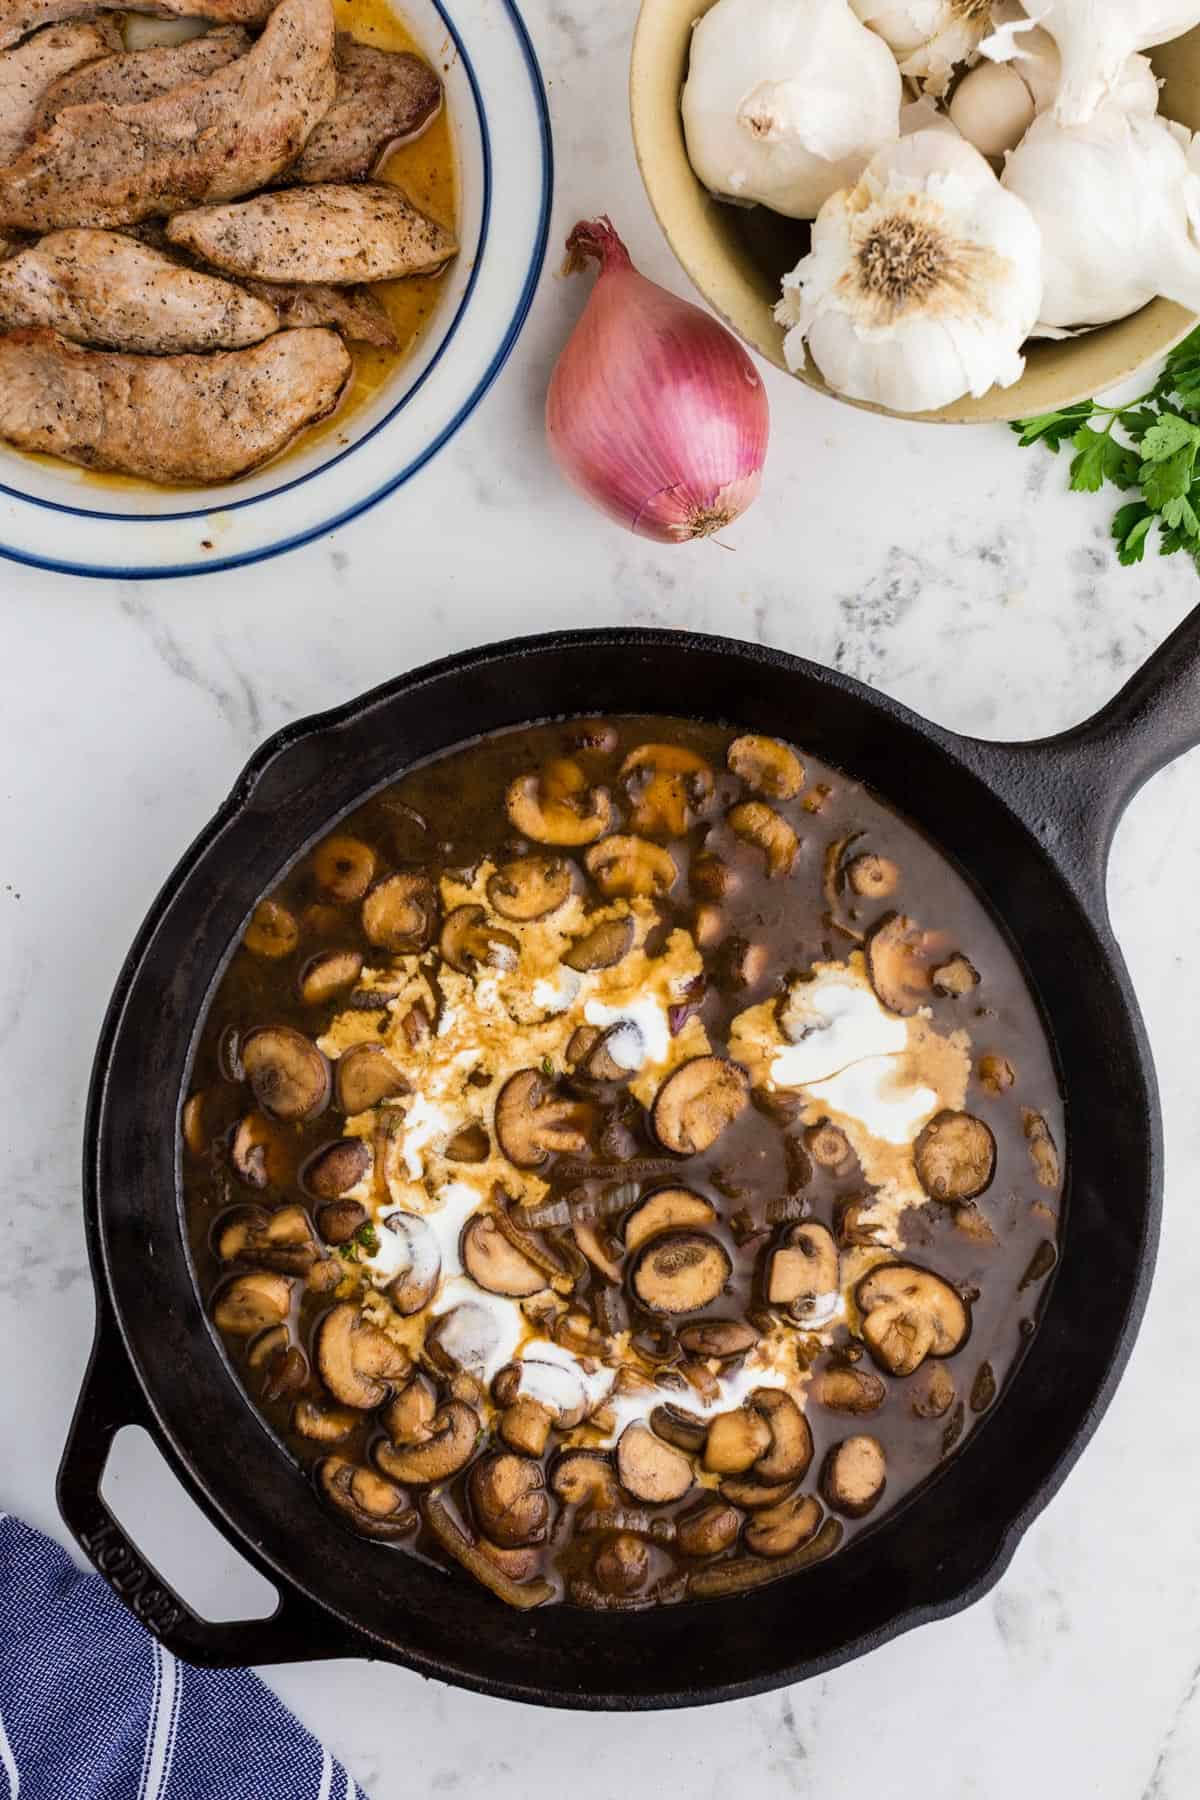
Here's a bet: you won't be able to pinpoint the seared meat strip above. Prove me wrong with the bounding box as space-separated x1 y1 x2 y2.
0 0 336 230
167 182 455 283
244 277 395 346
0 18 117 161
0 0 272 53
30 24 250 132
0 228 278 348
0 324 349 480
285 37 440 184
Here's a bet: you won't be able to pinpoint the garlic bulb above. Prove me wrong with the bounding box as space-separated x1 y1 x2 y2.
1003 103 1200 326
776 129 1042 413
981 0 1200 125
851 0 1005 96
682 0 903 219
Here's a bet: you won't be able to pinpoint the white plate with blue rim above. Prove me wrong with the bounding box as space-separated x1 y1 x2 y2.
0 0 551 580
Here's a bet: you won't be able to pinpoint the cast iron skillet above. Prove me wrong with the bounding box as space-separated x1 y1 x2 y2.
58 619 1200 1710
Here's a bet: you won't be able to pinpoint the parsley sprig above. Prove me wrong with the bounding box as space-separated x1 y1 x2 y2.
1013 324 1200 568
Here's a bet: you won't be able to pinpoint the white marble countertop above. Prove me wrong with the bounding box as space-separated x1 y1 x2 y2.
3 2 1200 1794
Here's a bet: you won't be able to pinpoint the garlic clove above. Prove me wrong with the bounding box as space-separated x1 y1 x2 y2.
982 0 1200 127
777 129 1042 414
949 61 1036 159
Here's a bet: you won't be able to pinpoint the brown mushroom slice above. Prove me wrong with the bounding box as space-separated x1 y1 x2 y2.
316 1199 368 1245
298 948 364 1006
822 1435 887 1517
313 835 376 903
494 1068 594 1168
650 1403 709 1455
382 1371 438 1444
727 734 804 800
304 1138 369 1200
246 1322 289 1371
616 1423 693 1504
813 1365 886 1414
749 1388 813 1484
978 1053 1015 1095
703 1406 772 1475
676 1496 743 1558
422 1492 554 1610
260 1342 309 1403
572 1218 623 1282
182 1092 208 1157
242 1027 331 1122
550 1449 620 1508
623 1187 716 1251
865 912 943 1015
499 1396 554 1456
562 915 635 973
468 1452 551 1548
652 1056 749 1155
461 1213 546 1298
845 853 898 899
212 1271 291 1337
1022 1109 1061 1188
632 1231 732 1315
293 1400 359 1443
375 1400 479 1484
316 1302 411 1408
583 834 678 901
718 1474 798 1509
835 1195 885 1249
855 1262 971 1376
334 1044 407 1115
486 854 572 921
380 1211 442 1315
767 1222 840 1322
424 1302 505 1379
439 904 519 974
689 1517 843 1596
932 954 979 997
445 1122 489 1164
592 1532 651 1598
620 743 714 837
745 1492 823 1558
914 1110 996 1201
361 872 437 951
910 1362 956 1419
727 801 799 878
677 1319 759 1362
805 1121 855 1173
505 763 613 847
215 1202 316 1275
318 1457 417 1539
243 897 299 959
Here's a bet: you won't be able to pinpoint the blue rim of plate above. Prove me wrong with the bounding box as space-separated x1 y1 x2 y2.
0 0 553 581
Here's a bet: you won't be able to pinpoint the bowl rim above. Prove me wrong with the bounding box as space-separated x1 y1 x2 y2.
0 0 553 580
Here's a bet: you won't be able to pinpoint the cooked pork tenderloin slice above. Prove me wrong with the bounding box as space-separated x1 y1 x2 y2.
285 37 441 184
0 0 335 231
0 0 272 53
0 18 117 161
0 229 278 348
30 24 249 132
243 277 395 346
0 325 349 480
167 182 455 283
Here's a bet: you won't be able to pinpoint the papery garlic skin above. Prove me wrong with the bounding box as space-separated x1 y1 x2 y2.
776 130 1042 413
981 0 1200 125
852 0 1003 97
682 0 903 219
1003 103 1200 326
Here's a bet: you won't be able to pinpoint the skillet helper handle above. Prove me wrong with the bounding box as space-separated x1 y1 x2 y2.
57 1309 359 1669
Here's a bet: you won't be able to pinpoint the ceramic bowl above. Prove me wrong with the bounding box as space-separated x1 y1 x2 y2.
629 1 1200 423
0 0 551 578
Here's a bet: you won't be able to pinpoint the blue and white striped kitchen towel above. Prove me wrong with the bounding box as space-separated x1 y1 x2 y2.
0 1515 369 1800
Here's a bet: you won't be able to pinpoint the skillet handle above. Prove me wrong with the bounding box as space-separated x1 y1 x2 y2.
57 1308 363 1669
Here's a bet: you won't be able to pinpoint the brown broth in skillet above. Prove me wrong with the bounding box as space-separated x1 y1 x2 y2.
181 718 1065 1609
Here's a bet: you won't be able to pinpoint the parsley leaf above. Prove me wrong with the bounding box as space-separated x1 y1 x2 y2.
1011 402 1094 451
353 1221 380 1256
1068 425 1138 493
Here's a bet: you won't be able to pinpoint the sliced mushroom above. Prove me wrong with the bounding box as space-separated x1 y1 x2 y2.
313 835 376 902
334 1045 407 1115
821 1435 886 1517
259 1341 308 1403
494 1068 594 1168
573 1026 639 1085
910 1361 956 1419
468 1452 551 1548
804 1121 856 1173
676 1496 743 1559
243 897 299 959
424 1302 504 1379
932 954 979 997
439 904 519 974
487 854 572 921
650 1403 709 1455
690 852 739 902
584 835 678 900
767 1222 839 1321
421 1491 555 1610
978 1053 1015 1095
304 1138 369 1201
550 1450 621 1508
688 1517 842 1596
361 872 437 951
215 1202 316 1275
382 1371 438 1444
212 1271 291 1337
381 1212 442 1316
246 1322 289 1370
293 1399 358 1443
563 915 635 973
1022 1109 1061 1188
632 1230 732 1315
845 853 898 899
316 1199 368 1246
499 1396 554 1457
749 1389 813 1484
727 734 804 800
703 1407 772 1475
318 1456 417 1538
855 1262 971 1376
182 1092 208 1157
445 1122 489 1164
593 1532 650 1598
616 1423 693 1504
678 1318 759 1360
461 1213 547 1298
376 1400 480 1484
505 762 613 846
624 1187 716 1251
242 1027 330 1122
865 913 942 1015
299 949 364 1006
572 1218 623 1282
745 1492 822 1558
652 1057 749 1155
835 1195 886 1249
620 743 714 837
727 801 798 878
813 1364 886 1414
914 1111 996 1202
316 1302 411 1409
718 1474 799 1509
